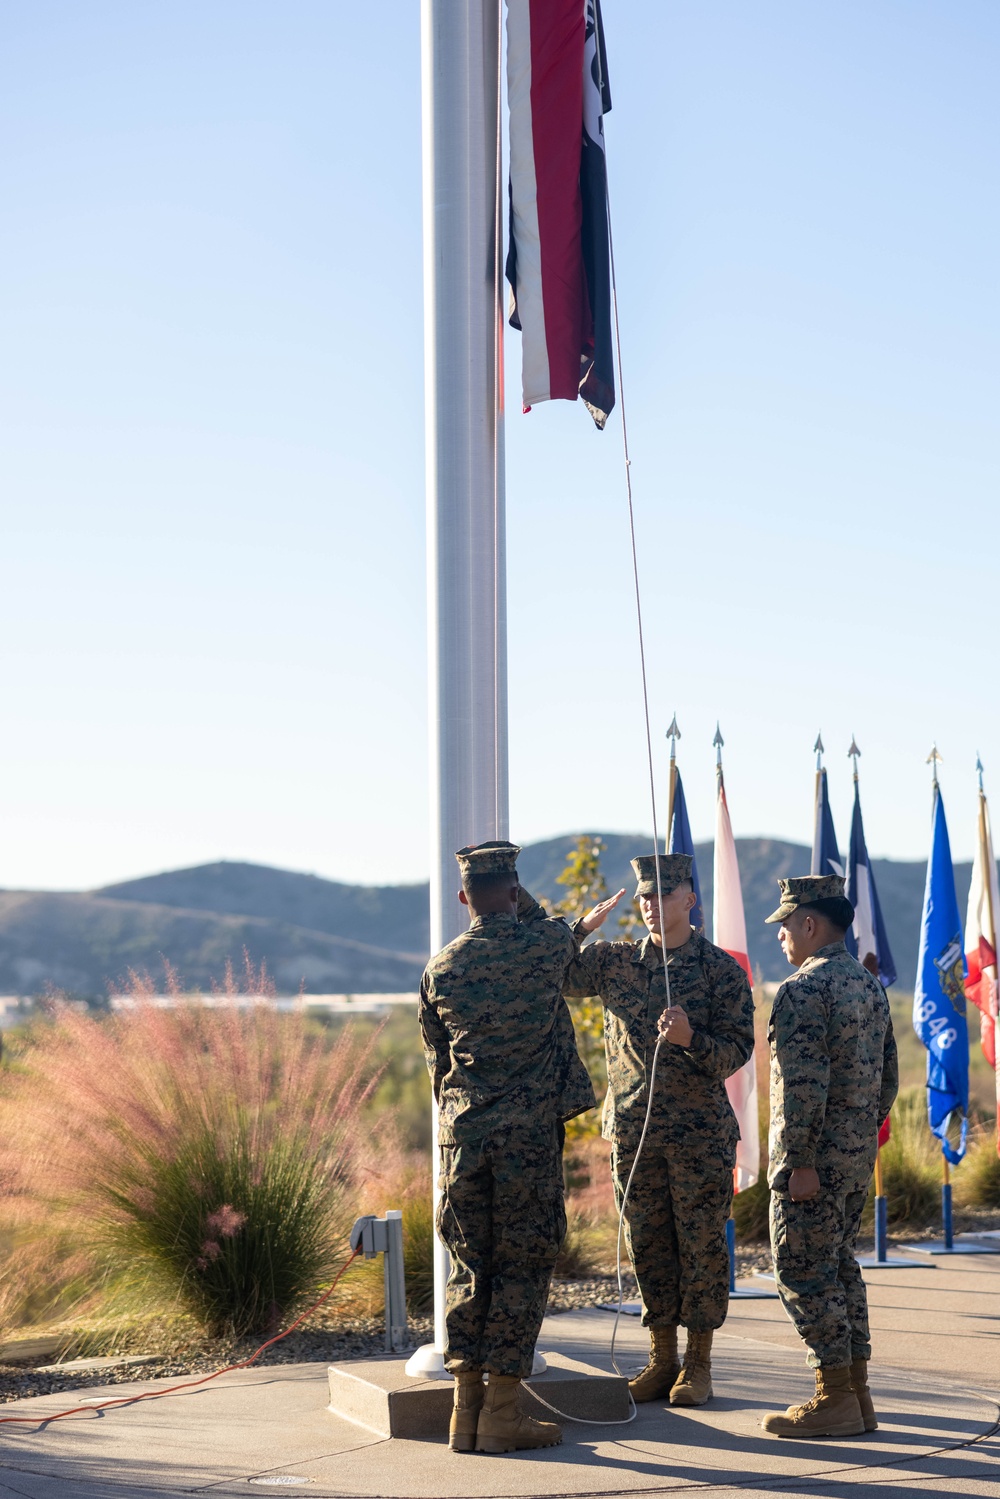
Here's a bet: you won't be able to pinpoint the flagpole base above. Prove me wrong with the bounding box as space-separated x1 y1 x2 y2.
899 1241 1000 1256
404 1345 548 1377
405 1344 448 1379
855 1256 927 1268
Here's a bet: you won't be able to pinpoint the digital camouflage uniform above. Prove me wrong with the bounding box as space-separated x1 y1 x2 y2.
767 883 898 1369
563 899 755 1332
419 856 595 1380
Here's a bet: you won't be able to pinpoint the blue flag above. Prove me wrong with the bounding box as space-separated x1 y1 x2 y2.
812 766 859 959
668 769 704 933
811 767 844 878
913 784 969 1164
846 780 897 988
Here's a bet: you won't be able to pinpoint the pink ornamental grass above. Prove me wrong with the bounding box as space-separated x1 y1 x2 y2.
0 971 383 1336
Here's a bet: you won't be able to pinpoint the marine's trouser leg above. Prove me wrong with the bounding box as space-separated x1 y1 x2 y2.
839 1186 872 1363
613 1143 733 1332
771 1184 870 1368
437 1124 566 1380
437 1141 493 1375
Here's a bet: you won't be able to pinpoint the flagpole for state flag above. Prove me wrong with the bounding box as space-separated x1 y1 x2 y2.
975 760 1000 1158
811 732 824 874
407 0 508 1378
849 739 887 1264
665 714 680 849
713 725 775 1300
931 748 955 1251
846 740 915 1268
903 749 1000 1256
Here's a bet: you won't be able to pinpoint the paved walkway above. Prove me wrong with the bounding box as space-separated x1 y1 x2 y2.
0 1254 997 1498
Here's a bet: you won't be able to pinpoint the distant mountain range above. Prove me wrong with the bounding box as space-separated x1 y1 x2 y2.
0 835 981 999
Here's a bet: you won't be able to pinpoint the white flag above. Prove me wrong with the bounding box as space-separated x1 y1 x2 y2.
965 783 999 1162
714 774 760 1191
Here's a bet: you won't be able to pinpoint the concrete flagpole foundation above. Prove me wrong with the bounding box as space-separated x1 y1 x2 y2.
405 0 509 1379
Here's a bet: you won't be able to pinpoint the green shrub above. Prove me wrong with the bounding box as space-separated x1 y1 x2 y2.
955 1125 1000 1210
0 973 382 1337
731 1173 770 1241
400 1193 435 1314
871 1087 942 1227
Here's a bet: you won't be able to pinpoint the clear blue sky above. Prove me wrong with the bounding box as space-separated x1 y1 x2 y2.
2 1 998 891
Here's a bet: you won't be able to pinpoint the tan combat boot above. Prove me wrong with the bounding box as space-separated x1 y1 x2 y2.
474 1373 562 1454
449 1370 485 1453
762 1365 865 1438
628 1325 681 1403
669 1328 713 1406
851 1357 877 1432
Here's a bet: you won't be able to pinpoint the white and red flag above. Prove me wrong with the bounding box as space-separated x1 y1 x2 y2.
713 748 760 1191
505 0 615 428
965 764 1000 1153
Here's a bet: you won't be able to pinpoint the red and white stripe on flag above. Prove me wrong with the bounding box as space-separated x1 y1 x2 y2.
506 0 586 408
713 779 760 1192
966 794 1000 1076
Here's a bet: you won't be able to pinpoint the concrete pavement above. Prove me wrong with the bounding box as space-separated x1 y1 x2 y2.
0 1254 997 1498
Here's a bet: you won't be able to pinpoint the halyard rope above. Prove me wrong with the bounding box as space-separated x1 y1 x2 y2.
0 1248 364 1429
521 12 674 1423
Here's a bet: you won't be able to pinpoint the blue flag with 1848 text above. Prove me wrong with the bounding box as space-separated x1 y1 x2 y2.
913 784 969 1164
668 769 704 934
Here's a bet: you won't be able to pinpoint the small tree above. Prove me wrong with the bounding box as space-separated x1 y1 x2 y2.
549 837 609 1141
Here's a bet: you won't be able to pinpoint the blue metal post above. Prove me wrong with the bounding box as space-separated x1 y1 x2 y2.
726 1216 737 1293
875 1194 888 1262
942 1181 953 1250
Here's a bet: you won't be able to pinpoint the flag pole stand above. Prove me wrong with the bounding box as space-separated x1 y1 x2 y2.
726 1213 778 1299
856 1149 921 1269
902 1152 1000 1257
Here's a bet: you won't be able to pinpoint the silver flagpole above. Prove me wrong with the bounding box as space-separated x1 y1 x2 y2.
406 0 507 1379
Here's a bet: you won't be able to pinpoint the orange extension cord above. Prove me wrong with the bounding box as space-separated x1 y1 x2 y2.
0 1246 363 1428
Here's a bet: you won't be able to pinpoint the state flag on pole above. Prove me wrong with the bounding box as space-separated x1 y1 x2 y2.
811 766 844 879
846 777 897 988
964 772 1000 1154
914 780 969 1164
713 768 760 1192
812 760 860 961
505 0 615 428
667 768 704 935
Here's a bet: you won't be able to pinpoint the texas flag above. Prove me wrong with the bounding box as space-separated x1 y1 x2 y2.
713 768 760 1192
505 0 615 427
965 774 1000 1154
846 776 897 989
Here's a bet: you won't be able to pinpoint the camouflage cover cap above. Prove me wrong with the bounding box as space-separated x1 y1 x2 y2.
764 874 848 924
631 853 693 898
455 840 521 877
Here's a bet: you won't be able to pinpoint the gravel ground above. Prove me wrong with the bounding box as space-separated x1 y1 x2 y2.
1 1223 995 1406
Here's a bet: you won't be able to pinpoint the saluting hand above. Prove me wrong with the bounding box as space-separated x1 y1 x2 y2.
579 888 626 934
658 1006 693 1047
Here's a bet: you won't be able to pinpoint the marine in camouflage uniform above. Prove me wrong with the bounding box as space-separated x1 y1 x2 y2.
762 874 898 1439
418 841 596 1444
561 852 755 1405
